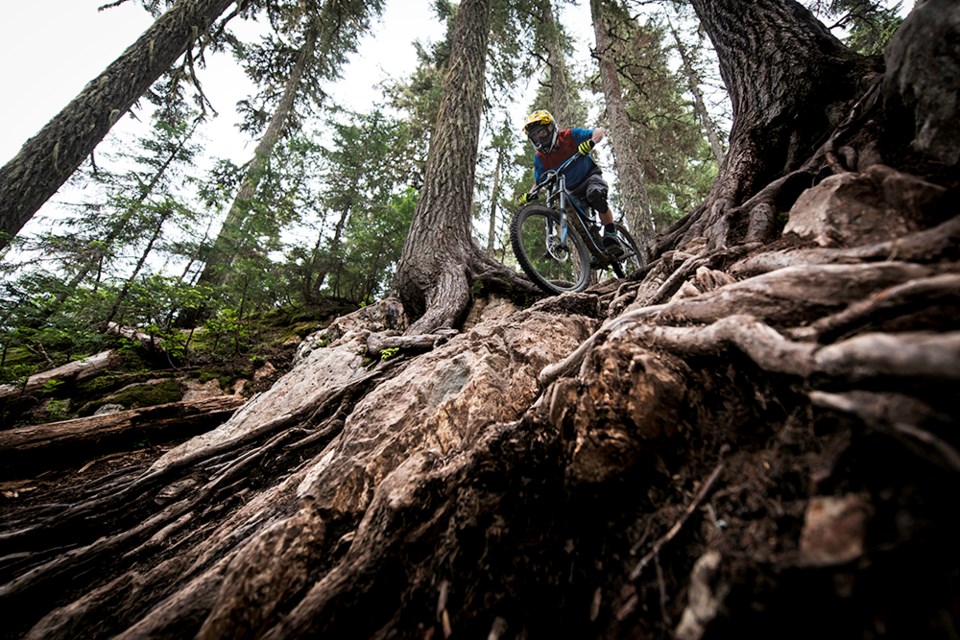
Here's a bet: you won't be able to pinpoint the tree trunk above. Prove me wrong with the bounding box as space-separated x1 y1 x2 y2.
486 151 502 255
394 0 494 334
683 0 873 249
0 396 245 476
591 0 654 244
0 351 116 401
309 205 351 302
0 0 236 251
101 202 174 331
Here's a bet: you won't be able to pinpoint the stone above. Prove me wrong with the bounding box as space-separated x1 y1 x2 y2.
798 493 871 567
784 165 946 247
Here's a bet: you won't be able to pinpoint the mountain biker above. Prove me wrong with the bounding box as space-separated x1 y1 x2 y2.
519 109 621 254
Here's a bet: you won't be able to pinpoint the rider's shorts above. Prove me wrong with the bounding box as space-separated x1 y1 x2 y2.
571 170 609 212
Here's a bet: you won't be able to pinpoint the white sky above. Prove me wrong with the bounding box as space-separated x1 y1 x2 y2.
0 0 449 166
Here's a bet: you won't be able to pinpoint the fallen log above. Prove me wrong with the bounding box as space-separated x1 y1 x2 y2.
0 395 246 477
0 350 116 401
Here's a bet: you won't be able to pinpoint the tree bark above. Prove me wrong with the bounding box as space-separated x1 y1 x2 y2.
1 4 957 640
0 0 236 251
395 0 494 334
684 0 873 249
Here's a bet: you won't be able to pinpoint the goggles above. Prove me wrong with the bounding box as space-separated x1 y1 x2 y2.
526 124 552 146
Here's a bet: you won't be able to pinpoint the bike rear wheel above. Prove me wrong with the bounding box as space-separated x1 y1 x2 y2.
608 223 644 279
510 204 592 294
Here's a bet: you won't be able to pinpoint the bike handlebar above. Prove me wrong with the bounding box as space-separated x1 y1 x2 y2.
528 141 600 199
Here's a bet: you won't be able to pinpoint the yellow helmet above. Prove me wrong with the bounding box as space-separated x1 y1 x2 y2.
523 110 558 152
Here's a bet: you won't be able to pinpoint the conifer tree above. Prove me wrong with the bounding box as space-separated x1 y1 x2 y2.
684 0 872 248
3 3 955 637
188 0 386 309
574 1 724 235
481 119 515 256
301 108 415 304
0 0 236 251
666 12 727 166
100 197 189 331
395 0 526 334
534 0 577 126
591 0 654 242
806 0 903 54
55 105 203 311
5 102 204 337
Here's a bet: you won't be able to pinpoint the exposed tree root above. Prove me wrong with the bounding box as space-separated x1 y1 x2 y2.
366 329 459 357
0 396 245 476
803 273 960 342
468 253 543 297
810 390 960 472
731 214 960 277
541 259 945 387
0 359 393 613
4 7 960 636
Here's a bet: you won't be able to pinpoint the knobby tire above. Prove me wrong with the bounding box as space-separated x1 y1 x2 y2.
510 204 591 295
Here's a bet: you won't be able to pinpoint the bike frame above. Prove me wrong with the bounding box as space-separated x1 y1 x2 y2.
529 152 609 261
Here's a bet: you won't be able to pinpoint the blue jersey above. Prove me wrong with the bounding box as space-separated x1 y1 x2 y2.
533 127 597 189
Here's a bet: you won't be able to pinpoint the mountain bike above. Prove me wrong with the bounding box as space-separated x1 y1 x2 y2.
509 149 644 295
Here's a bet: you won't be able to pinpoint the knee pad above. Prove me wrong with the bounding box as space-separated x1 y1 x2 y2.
585 178 609 211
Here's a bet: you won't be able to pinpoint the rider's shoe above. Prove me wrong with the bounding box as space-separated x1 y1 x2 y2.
603 232 624 258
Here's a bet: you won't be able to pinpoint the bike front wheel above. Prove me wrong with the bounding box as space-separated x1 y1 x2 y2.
510 204 592 294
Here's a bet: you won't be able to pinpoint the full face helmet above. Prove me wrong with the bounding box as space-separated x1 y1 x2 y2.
523 110 558 153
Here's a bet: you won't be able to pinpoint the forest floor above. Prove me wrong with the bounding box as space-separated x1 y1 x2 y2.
1 279 957 639
0 310 312 524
